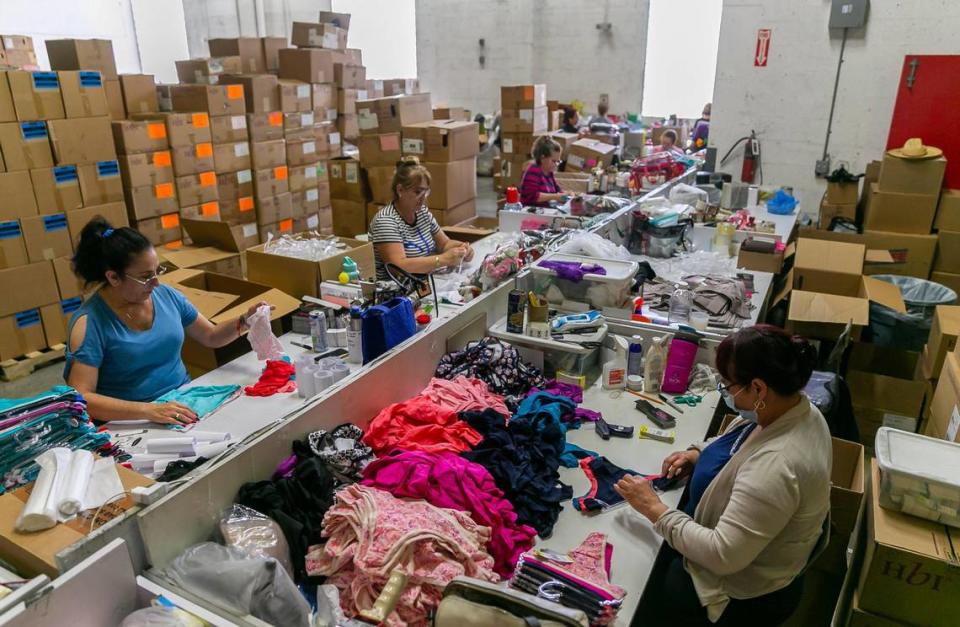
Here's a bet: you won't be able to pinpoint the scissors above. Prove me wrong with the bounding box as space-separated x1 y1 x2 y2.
674 394 703 407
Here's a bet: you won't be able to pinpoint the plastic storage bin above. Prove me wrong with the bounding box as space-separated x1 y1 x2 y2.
531 253 639 308
875 426 960 527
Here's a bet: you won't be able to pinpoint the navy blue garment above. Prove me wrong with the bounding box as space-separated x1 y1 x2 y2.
559 442 598 468
361 297 416 364
683 422 756 516
573 456 642 512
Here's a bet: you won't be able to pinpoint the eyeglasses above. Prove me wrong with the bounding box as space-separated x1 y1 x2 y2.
125 265 168 285
716 381 740 394
409 187 430 197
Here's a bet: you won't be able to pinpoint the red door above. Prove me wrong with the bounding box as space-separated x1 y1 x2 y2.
887 55 960 189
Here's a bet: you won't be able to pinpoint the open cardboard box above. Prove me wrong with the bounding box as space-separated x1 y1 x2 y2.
157 219 250 278
793 238 865 296
442 216 498 243
846 342 930 443
926 351 960 443
160 268 299 371
787 275 905 341
245 235 374 299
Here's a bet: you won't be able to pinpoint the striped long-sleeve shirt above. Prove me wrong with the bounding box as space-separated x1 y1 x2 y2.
520 163 561 207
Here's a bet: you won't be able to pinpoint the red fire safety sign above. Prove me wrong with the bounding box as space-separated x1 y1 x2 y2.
755 29 771 67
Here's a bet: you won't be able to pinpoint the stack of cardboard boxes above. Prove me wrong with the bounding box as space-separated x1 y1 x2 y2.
497 84 547 191
113 118 179 244
0 34 39 69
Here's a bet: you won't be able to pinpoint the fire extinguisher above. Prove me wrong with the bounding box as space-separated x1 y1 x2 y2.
741 131 760 183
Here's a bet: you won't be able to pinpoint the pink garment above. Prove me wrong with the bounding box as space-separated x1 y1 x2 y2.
362 396 483 455
306 485 498 626
527 532 627 600
420 376 511 418
245 304 285 361
361 450 537 577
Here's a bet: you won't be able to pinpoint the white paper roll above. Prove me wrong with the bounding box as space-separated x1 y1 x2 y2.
195 440 231 458
129 453 177 472
189 431 231 443
58 450 94 516
146 436 197 455
16 448 70 532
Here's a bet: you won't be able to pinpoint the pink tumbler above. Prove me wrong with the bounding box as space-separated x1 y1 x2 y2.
661 331 700 393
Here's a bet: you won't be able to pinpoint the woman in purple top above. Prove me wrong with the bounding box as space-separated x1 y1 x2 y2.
519 136 567 207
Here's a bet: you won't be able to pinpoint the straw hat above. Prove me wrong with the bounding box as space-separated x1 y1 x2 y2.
887 137 943 160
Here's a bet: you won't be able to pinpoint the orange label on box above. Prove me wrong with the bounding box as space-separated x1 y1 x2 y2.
199 171 216 187
191 113 209 128
201 201 219 217
195 143 213 158
161 213 180 229
147 123 167 139
268 112 283 126
274 166 288 180
153 151 172 167
227 85 244 100
522 86 533 100
238 196 254 212
155 183 174 199
380 134 400 151
279 218 293 232
164 240 183 249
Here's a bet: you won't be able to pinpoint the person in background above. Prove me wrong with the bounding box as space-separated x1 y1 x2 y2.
520 135 566 207
691 103 711 150
370 157 473 281
659 129 684 155
560 105 581 134
589 101 613 126
66 218 269 425
614 325 830 626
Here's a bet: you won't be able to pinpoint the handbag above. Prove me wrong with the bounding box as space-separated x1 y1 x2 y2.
360 297 416 364
434 577 589 627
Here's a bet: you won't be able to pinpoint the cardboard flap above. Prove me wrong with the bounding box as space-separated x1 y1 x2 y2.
160 268 204 285
788 290 869 325
795 238 865 274
771 268 794 308
865 248 895 264
180 218 241 252
169 285 239 319
861 276 907 313
211 287 300 324
161 246 236 268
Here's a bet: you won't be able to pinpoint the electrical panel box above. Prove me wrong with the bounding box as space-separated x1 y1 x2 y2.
830 0 868 28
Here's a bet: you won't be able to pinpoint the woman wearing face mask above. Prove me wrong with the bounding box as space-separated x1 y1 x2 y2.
614 325 830 626
65 218 269 425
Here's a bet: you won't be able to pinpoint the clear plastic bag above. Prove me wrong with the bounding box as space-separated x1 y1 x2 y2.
668 182 708 207
557 231 631 260
120 607 204 627
219 504 294 578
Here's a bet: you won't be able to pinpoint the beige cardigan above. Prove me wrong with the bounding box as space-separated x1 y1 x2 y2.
654 396 832 622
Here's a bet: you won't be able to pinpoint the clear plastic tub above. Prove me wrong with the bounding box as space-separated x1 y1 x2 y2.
875 426 960 527
532 253 639 308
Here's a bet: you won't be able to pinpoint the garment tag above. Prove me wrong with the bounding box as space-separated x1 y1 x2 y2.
948 406 960 442
534 548 573 564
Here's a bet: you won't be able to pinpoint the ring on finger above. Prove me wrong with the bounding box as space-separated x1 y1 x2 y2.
175 412 182 421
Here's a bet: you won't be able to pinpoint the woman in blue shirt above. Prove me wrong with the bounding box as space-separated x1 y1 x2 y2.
66 218 267 426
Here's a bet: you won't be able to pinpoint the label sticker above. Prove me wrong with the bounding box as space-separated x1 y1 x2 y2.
948 406 960 442
301 112 314 127
237 169 252 184
226 84 244 100
155 183 174 198
192 113 209 128
329 132 341 145
303 141 316 154
307 215 319 228
305 167 317 179
519 109 533 122
297 85 310 98
201 201 219 217
380 134 400 151
567 154 584 169
268 112 283 126
274 166 289 180
231 115 246 130
345 163 359 183
325 108 337 122
196 143 213 158
306 188 318 202
147 123 167 139
153 151 172 167
322 32 338 49
238 196 254 211
358 90 368 101
358 109 378 130
402 138 424 154
234 143 249 156
199 171 216 187
161 213 180 229
331 164 342 179
242 223 258 237
503 138 513 153
279 218 294 231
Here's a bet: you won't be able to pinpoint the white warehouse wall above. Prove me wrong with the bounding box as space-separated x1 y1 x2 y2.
331 0 418 79
710 0 960 214
415 0 650 116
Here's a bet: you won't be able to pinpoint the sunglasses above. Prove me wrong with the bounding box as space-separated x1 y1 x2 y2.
125 265 168 285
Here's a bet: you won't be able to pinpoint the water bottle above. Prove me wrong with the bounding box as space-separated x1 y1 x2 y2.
504 186 523 212
668 281 694 325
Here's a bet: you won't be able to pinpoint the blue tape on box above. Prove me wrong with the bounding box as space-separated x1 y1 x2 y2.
20 121 48 140
78 71 102 88
60 297 82 316
31 72 59 91
53 165 78 185
15 309 41 329
0 221 21 240
43 214 68 232
96 160 120 178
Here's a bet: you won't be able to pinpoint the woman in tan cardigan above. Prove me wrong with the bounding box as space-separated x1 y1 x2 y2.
616 325 831 626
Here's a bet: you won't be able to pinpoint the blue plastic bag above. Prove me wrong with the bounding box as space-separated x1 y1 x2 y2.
361 298 416 364
767 189 799 215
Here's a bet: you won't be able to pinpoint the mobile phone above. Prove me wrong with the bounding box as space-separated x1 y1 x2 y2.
634 399 676 429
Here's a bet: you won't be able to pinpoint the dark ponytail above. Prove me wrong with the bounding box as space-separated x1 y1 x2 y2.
72 217 152 286
715 324 817 396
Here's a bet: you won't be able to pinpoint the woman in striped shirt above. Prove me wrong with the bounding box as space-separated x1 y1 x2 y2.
369 158 474 281
520 135 568 207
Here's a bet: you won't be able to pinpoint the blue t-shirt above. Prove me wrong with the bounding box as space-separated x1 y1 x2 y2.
683 422 757 516
64 285 199 402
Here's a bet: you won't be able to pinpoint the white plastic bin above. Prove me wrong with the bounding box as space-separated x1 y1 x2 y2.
531 253 639 308
875 426 960 527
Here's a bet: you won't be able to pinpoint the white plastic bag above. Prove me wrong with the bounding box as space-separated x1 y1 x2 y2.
557 231 631 260
669 183 708 206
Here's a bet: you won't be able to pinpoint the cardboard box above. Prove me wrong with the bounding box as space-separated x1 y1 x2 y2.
565 138 616 172
291 22 348 49
76 159 122 205
500 132 537 159
848 369 929 443
118 151 173 188
64 201 128 245
363 79 384 100
253 165 289 199
423 158 476 210
212 140 251 172
356 132 401 168
282 110 315 138
175 171 219 206
328 157 368 202
549 131 579 160
863 230 937 279
57 71 108 118
501 84 547 109
170 84 245 116
936 189 960 231
737 242 788 274
249 139 286 170
920 306 960 381
430 197 476 227
255 192 292 226
278 48 337 84
174 56 242 84
818 201 856 229
364 165 394 205
218 74 279 113
317 205 333 232
317 10 351 29
0 170 38 220
130 112 210 147
357 93 432 135
118 74 158 115
826 180 859 205
366 202 384 227
46 117 115 165
879 153 946 195
864 182 938 234
334 64 366 89
112 120 168 154
258 219 295 243
931 271 960 298
40 297 82 347
207 38 266 74
180 200 221 222
925 351 960 443
124 183 178 220
291 188 319 219
827 437 866 539
7 70 65 120
0 121 52 170
0 220 28 269
209 114 248 144
216 169 254 200
103 79 124 120
170 142 215 176
285 137 318 166
278 80 312 113
262 38 286 72
0 71 15 122
247 111 284 142
158 219 247 277
0 261 58 316
45 39 117 80
0 308 47 360
247 235 374 298
786 277 905 341
1 35 34 51
30 166 83 214
382 78 419 96
337 113 359 141
401 120 479 163
330 199 367 238
136 212 181 245
289 161 326 193
51 256 83 300
501 106 548 134
441 216 498 243
20 213 71 262
934 230 960 274
434 106 470 121
794 238 865 296
217 196 257 225
314 83 336 110
856 460 960 626
335 87 364 115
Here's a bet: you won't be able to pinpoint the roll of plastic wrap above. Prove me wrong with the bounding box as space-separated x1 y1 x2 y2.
16 448 71 532
58 449 94 515
146 436 197 455
129 454 177 472
195 440 231 458
189 431 231 443
330 362 350 382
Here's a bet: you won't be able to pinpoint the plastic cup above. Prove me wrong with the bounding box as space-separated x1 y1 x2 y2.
690 310 710 331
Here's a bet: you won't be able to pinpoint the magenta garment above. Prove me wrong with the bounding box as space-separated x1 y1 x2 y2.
538 260 607 282
531 380 584 404
420 376 511 418
361 450 537 577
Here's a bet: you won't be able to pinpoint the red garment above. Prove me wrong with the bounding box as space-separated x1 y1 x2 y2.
244 360 296 396
362 396 482 455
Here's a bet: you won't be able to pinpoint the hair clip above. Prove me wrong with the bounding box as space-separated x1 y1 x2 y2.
102 228 115 238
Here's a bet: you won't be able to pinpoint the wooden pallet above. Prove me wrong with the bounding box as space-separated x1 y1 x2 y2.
0 344 66 382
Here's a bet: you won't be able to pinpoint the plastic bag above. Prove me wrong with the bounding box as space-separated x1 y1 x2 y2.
766 189 798 215
668 182 708 206
162 542 311 627
219 504 294 577
121 607 203 627
557 231 631 260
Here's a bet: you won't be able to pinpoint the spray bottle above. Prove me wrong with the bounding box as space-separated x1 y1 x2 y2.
346 303 363 364
602 336 629 390
643 336 667 393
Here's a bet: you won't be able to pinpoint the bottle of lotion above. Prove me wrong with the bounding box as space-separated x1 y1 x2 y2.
643 336 667 393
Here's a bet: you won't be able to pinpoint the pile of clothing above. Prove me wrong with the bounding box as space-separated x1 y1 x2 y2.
643 274 753 328
434 337 546 410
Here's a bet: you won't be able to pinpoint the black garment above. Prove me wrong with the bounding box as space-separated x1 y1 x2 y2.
156 456 209 482
561 122 580 134
235 456 337 583
573 456 641 512
436 337 546 410
460 408 572 537
640 548 804 627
